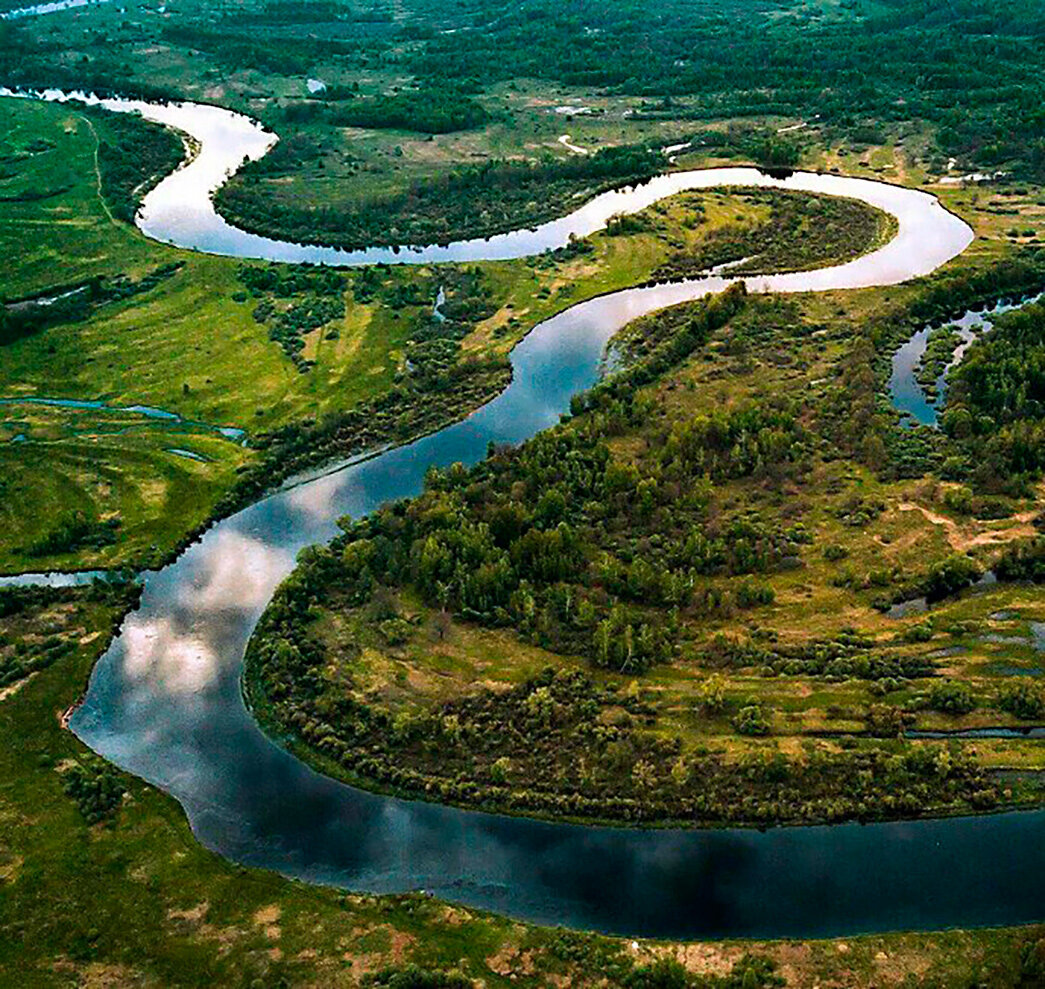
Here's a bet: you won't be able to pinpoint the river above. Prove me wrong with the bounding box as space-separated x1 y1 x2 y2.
8 88 1044 940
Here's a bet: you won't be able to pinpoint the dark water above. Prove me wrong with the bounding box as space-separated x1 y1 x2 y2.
9 87 1040 938
909 728 1045 739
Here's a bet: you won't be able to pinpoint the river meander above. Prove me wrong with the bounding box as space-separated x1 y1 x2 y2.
7 87 1043 940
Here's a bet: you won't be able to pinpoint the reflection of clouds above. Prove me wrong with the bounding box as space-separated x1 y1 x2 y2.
179 529 295 613
122 617 218 695
284 472 343 524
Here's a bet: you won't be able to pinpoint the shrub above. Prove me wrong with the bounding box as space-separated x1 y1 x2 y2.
363 966 473 989
997 682 1045 720
733 704 771 736
929 681 976 715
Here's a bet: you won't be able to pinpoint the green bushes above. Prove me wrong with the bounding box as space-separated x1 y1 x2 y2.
0 582 140 691
1 264 182 348
651 189 890 281
60 758 126 825
883 553 984 610
23 511 121 558
929 681 977 715
246 577 999 823
945 302 1045 493
997 682 1045 720
363 966 473 989
623 954 783 989
238 263 346 368
866 704 913 738
996 537 1045 583
86 107 185 224
732 704 771 736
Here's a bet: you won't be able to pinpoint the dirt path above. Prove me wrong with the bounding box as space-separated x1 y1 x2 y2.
898 501 1037 552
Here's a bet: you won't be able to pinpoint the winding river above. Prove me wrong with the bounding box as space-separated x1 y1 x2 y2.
7 89 1045 939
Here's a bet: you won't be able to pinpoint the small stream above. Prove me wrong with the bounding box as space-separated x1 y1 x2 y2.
0 396 246 443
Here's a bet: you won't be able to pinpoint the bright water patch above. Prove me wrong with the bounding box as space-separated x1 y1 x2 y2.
0 570 117 588
166 448 209 462
0 0 108 17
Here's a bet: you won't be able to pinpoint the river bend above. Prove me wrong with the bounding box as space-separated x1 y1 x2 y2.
7 88 1042 939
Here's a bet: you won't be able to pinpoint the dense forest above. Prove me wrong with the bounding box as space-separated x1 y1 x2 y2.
281 87 492 134
402 0 1045 177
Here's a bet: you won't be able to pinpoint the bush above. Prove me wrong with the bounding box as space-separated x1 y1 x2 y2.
624 959 691 989
997 682 1045 720
866 704 912 738
917 554 983 603
363 966 473 989
929 681 976 715
733 704 771 736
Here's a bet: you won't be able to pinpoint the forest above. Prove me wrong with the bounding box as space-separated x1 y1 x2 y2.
281 87 492 134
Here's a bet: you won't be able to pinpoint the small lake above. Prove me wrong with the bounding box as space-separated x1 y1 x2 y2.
889 296 1041 427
